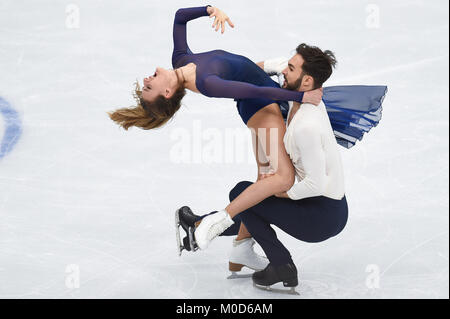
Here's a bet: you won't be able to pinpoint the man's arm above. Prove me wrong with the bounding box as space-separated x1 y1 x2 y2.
286 125 327 200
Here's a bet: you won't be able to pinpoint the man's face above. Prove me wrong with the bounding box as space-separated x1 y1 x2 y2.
282 54 305 91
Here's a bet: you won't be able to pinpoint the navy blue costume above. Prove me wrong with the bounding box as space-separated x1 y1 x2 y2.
172 6 301 125
198 181 348 266
171 6 387 148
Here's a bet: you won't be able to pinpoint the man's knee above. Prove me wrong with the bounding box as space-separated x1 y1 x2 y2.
229 181 253 202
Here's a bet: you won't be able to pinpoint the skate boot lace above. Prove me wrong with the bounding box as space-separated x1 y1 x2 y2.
206 219 229 242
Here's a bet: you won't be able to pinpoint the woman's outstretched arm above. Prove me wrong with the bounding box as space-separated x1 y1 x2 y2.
172 6 234 67
201 74 323 105
172 6 210 66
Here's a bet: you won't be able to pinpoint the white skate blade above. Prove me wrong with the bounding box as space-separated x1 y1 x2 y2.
253 282 300 296
227 264 260 280
175 209 184 256
227 271 253 279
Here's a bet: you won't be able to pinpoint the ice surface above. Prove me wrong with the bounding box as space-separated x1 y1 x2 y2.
0 0 448 298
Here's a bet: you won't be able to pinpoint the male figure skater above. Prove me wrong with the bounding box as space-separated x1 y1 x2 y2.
178 44 349 294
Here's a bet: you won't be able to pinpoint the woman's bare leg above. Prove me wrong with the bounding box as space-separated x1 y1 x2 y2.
228 103 293 241
235 223 252 241
225 103 295 218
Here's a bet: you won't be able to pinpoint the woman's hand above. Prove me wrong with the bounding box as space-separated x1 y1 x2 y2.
208 7 234 34
302 88 323 106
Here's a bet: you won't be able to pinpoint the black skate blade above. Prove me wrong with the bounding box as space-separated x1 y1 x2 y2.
253 282 299 295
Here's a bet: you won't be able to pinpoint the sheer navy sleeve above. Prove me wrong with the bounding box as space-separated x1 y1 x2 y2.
172 6 209 67
200 75 305 102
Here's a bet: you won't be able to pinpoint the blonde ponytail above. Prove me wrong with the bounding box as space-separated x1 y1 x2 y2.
108 80 186 130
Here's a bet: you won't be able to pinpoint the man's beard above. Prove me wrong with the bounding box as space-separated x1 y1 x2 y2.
283 73 304 91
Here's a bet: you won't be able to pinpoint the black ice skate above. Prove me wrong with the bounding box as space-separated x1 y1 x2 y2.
252 262 299 295
175 206 200 256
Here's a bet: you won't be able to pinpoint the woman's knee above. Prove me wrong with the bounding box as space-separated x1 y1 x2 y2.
229 181 253 201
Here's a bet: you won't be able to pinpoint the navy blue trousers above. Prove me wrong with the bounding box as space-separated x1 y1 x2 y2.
199 181 348 266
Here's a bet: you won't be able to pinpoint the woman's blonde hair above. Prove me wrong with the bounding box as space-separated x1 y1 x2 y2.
108 80 186 130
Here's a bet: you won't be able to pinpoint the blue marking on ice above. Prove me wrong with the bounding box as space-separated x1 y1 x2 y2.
0 97 22 159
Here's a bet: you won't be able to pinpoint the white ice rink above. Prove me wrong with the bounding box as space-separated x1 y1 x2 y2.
0 0 448 298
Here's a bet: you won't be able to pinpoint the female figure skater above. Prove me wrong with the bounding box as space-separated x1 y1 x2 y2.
108 5 323 130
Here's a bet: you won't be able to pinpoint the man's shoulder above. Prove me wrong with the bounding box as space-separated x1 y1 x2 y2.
298 102 325 118
295 103 328 131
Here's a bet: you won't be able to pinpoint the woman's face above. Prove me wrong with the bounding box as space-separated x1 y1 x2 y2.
141 67 173 102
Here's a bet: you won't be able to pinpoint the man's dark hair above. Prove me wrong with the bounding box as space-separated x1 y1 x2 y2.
296 43 337 89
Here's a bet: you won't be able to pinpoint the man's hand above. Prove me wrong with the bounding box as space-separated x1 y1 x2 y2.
274 192 290 198
258 171 291 198
302 88 323 106
257 173 290 198
208 7 235 34
259 173 274 180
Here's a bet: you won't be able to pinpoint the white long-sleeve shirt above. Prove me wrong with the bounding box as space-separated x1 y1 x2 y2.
264 57 345 200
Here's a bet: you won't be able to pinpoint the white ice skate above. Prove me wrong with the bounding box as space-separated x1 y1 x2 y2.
194 210 234 250
227 238 269 279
